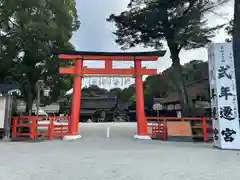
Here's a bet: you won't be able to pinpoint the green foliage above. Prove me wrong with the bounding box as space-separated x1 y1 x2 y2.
107 0 226 51
0 0 79 112
182 60 208 81
107 0 226 115
225 19 233 42
82 85 108 97
119 85 135 103
119 60 209 106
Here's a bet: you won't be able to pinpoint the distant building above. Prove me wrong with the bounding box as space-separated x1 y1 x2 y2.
0 84 21 96
16 100 60 114
161 78 210 109
63 96 120 122
152 78 210 117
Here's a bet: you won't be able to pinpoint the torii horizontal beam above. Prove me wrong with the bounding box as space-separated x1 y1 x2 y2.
59 66 157 75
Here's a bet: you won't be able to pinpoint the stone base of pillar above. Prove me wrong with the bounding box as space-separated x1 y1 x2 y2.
214 145 240 150
134 134 151 140
62 135 82 140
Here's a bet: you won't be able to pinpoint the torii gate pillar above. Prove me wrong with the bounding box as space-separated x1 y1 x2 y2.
134 60 149 138
64 59 83 140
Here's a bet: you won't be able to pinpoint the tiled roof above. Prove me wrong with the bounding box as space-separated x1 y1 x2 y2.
80 96 118 109
0 84 20 93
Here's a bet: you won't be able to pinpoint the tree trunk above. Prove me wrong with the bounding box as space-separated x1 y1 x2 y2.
25 91 33 115
20 88 34 135
233 0 240 113
172 60 192 116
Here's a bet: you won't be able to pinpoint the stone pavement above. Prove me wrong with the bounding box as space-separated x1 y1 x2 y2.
1 123 240 180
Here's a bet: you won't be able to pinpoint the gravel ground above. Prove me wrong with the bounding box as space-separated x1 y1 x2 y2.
1 122 240 180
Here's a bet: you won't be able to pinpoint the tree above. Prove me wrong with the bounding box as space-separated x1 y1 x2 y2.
144 73 173 98
82 85 108 97
119 84 135 103
107 0 227 115
108 88 122 97
127 60 209 107
225 19 233 42
0 0 80 113
182 60 208 82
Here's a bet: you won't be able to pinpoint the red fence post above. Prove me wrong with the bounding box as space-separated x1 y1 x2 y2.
60 124 63 133
30 118 37 140
202 118 208 143
163 119 167 140
11 117 17 138
67 116 70 134
152 124 157 137
48 117 54 140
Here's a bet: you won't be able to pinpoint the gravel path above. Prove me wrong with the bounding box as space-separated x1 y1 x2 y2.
1 123 240 180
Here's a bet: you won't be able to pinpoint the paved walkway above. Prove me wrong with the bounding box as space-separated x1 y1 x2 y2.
79 122 137 138
1 123 240 180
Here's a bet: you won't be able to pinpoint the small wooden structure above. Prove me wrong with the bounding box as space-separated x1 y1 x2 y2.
167 121 193 142
0 83 20 139
146 117 212 142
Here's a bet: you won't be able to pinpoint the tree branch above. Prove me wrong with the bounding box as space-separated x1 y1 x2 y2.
202 0 230 13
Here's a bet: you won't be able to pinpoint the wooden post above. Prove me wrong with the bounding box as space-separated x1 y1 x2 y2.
48 117 54 140
163 119 167 140
30 118 37 140
202 118 207 143
11 117 17 138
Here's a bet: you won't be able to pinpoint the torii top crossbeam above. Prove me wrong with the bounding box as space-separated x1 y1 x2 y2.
54 50 166 76
54 50 166 61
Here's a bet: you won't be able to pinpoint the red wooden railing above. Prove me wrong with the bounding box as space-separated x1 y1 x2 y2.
11 116 70 140
146 117 212 142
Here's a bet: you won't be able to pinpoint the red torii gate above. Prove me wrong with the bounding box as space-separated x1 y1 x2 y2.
55 50 166 140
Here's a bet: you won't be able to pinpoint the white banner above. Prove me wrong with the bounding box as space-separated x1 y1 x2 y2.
85 76 133 89
208 42 240 149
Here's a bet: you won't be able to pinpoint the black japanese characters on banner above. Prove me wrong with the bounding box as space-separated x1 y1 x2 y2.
213 128 219 140
88 77 132 88
211 88 216 100
220 106 235 120
219 86 233 100
220 46 225 63
218 65 232 79
221 128 236 142
212 107 217 120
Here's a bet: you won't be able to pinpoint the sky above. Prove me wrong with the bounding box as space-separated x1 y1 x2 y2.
69 0 234 89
